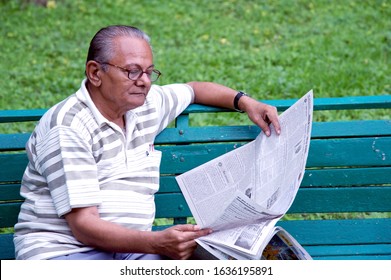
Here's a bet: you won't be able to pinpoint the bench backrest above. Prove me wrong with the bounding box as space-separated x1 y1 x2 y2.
1 95 390 259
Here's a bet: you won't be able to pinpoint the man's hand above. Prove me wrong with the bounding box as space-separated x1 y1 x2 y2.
240 97 281 137
152 224 212 260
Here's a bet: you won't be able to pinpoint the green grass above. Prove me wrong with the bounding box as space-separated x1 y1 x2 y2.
0 0 389 116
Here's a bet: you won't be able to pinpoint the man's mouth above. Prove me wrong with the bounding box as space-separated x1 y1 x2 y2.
132 92 146 96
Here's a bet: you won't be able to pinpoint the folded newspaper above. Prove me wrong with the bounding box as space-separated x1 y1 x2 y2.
176 90 313 260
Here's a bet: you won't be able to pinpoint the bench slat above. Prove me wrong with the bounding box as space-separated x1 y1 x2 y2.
278 219 391 245
2 120 389 150
291 186 391 213
158 120 391 144
305 244 391 260
3 166 389 199
157 137 391 174
182 95 391 113
0 202 21 228
152 185 391 219
0 109 46 123
2 165 389 210
308 137 391 167
302 167 391 187
0 133 30 151
0 153 28 183
158 167 391 193
1 137 389 181
0 233 14 260
0 184 22 201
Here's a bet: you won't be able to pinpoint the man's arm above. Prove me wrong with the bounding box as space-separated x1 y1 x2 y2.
65 206 211 260
187 81 281 136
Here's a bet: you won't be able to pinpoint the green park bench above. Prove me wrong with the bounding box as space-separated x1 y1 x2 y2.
1 94 390 260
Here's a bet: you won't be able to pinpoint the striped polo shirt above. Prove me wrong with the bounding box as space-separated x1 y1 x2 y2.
13 79 194 260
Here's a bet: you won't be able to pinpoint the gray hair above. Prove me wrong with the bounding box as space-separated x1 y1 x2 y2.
86 25 151 70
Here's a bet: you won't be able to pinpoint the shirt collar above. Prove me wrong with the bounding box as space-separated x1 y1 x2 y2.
76 79 109 127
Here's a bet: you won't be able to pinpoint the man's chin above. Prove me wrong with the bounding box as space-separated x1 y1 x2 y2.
128 95 147 109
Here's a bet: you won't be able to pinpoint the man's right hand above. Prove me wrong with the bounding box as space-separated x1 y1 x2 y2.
152 224 212 260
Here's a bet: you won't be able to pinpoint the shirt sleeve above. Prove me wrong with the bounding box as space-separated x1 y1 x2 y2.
148 83 195 134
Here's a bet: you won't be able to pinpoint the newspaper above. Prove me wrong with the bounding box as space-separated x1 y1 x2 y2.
176 90 313 259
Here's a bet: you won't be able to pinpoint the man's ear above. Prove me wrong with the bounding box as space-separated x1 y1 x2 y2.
85 61 102 87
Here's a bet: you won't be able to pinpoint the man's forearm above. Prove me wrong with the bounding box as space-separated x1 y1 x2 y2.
187 81 281 136
187 81 247 110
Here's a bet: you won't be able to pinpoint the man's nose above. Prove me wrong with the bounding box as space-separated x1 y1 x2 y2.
135 72 151 85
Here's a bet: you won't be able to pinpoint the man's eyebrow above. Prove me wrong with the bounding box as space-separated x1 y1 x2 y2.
125 63 155 69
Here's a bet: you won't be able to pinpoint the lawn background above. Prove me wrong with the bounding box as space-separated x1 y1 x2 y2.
1 0 389 115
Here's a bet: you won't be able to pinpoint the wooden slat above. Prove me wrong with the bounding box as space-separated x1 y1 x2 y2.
2 155 389 193
155 120 391 144
159 143 242 174
278 219 391 245
182 95 391 114
159 167 391 193
289 186 391 213
155 193 192 218
0 133 30 151
302 167 391 187
0 202 21 228
307 137 391 167
313 254 391 260
311 120 391 139
0 109 46 123
305 244 391 260
6 173 385 210
0 153 28 183
153 185 391 219
0 233 15 260
311 95 391 110
0 184 23 201
158 137 391 174
156 125 260 144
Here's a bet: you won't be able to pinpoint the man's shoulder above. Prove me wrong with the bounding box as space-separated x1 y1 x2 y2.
150 83 193 94
148 84 194 105
39 94 92 130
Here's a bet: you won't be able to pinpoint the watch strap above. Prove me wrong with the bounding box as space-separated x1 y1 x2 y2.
234 91 247 113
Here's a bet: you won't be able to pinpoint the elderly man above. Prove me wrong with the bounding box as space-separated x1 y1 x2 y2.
14 25 280 260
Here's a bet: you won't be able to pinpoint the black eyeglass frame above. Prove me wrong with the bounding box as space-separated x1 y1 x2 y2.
99 62 162 82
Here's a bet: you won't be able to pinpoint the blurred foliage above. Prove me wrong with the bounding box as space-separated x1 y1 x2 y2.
0 0 389 113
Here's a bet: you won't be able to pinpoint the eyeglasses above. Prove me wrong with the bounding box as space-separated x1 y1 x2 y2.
100 62 161 82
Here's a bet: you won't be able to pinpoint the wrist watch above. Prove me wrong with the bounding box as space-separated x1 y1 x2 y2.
234 91 248 113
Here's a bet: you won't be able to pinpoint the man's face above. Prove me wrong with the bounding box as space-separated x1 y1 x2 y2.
98 36 154 112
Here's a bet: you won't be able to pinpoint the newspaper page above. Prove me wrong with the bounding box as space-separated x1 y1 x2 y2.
176 90 313 258
194 226 312 260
